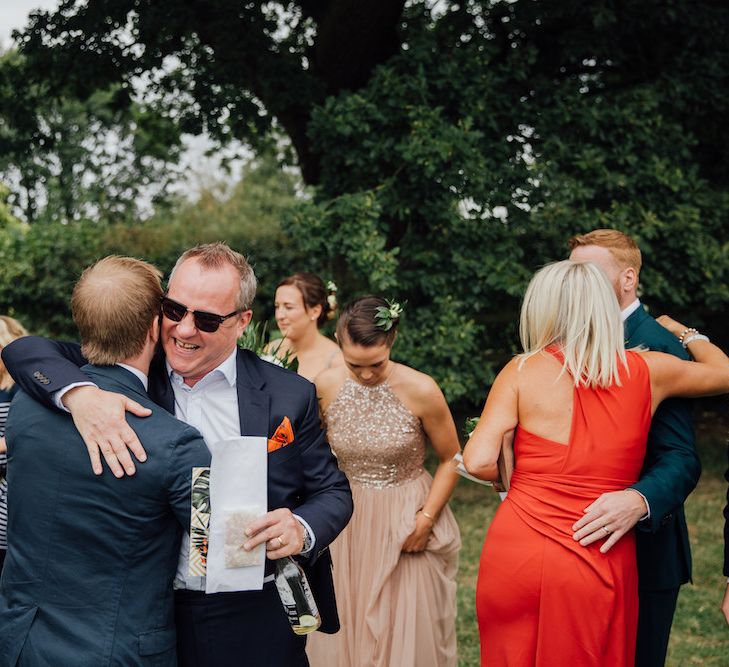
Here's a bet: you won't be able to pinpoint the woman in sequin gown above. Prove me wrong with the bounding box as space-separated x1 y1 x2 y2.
306 296 461 667
463 261 729 666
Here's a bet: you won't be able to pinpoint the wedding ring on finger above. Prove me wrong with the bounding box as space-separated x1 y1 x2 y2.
602 526 611 535
276 535 287 549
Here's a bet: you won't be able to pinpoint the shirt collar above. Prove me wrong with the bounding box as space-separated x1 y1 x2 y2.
166 346 239 388
621 298 641 322
116 363 149 391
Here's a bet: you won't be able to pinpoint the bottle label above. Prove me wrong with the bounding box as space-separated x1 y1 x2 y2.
275 558 321 635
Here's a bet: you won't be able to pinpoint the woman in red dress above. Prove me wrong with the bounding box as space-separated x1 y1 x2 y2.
464 260 729 667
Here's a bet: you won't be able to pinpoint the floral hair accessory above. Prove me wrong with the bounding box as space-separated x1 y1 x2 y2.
326 280 338 312
374 299 403 331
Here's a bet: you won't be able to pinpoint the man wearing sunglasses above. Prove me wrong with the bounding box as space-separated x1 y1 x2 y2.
2 243 353 667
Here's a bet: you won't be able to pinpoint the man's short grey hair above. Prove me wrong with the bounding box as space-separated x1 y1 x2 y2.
170 242 257 310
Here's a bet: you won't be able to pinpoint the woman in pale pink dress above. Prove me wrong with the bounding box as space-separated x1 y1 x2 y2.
307 296 461 667
266 273 342 381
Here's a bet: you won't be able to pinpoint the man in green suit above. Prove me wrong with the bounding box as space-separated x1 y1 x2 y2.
569 229 700 667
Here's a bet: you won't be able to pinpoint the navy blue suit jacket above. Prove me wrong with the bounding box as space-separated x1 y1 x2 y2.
0 365 211 666
625 307 700 590
1 337 353 633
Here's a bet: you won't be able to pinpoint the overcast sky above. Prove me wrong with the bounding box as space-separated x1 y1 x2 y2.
1 0 250 201
0 0 59 50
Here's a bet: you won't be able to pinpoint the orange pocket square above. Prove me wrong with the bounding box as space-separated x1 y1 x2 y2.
267 417 294 453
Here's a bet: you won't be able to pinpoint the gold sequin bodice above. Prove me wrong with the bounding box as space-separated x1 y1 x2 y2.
326 378 425 489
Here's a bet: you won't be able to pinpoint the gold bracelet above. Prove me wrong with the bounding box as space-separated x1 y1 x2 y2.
418 509 436 523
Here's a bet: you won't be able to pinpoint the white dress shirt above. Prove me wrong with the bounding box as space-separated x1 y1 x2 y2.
171 347 314 590
172 348 242 591
621 298 641 322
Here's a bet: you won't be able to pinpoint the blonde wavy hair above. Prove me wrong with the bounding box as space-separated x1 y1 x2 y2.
518 260 627 388
0 315 29 390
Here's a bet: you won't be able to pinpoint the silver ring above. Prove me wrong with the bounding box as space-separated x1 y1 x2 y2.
602 526 611 535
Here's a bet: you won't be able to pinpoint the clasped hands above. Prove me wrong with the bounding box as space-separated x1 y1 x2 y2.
572 489 648 553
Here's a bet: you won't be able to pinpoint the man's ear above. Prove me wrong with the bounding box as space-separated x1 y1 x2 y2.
237 309 254 336
622 267 638 293
149 315 160 344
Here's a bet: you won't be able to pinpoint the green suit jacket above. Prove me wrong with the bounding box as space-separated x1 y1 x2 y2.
625 306 700 591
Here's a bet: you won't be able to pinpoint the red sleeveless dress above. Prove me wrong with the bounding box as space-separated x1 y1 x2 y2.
476 351 651 666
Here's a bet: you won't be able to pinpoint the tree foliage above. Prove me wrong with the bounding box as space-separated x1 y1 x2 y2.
0 155 301 337
7 1 729 402
0 49 183 223
286 2 729 399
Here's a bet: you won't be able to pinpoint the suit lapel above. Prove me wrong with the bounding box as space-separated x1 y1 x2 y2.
148 352 175 414
236 350 270 437
147 347 271 431
624 306 649 348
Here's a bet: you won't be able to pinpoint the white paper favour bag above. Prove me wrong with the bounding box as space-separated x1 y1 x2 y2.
206 436 268 593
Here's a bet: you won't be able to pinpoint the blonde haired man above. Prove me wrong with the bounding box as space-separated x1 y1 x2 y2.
0 257 210 666
569 229 700 667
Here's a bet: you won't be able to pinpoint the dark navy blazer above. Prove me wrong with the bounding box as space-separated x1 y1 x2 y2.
0 364 211 666
1 337 353 633
625 307 700 590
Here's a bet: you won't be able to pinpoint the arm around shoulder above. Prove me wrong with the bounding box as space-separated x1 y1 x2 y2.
644 342 729 407
2 336 88 407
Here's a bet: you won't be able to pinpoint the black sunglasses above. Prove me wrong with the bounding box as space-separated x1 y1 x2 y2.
161 296 242 333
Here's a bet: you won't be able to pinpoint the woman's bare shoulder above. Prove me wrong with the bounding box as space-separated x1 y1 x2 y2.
265 337 292 356
314 365 347 397
391 363 444 405
316 335 343 366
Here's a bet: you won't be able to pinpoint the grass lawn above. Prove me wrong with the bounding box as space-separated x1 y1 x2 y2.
449 418 729 666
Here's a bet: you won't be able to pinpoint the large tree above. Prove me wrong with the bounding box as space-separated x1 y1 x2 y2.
0 49 184 224
15 2 728 185
10 1 729 401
